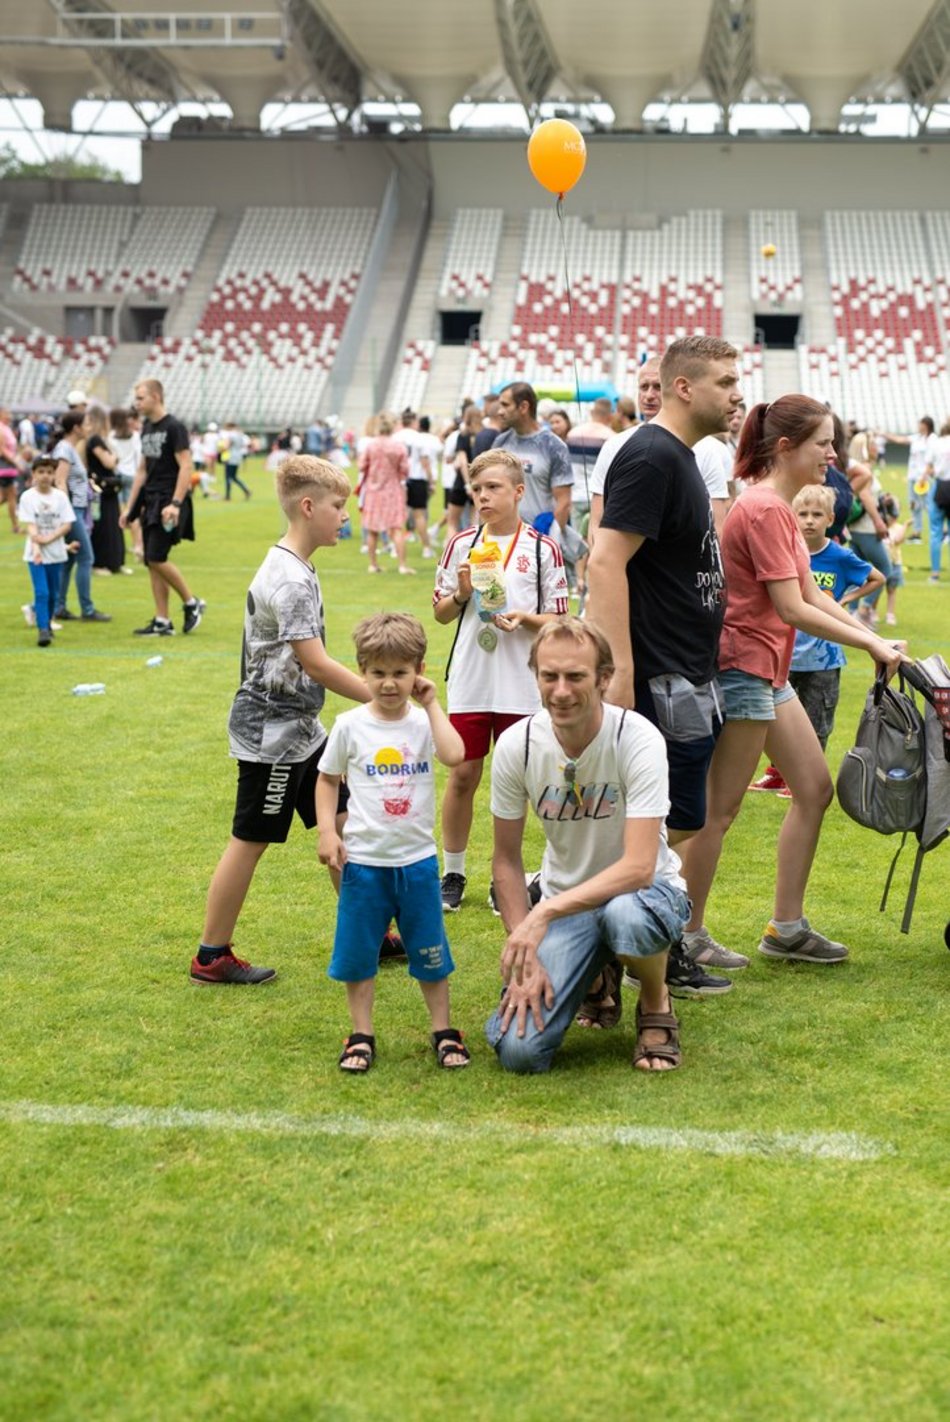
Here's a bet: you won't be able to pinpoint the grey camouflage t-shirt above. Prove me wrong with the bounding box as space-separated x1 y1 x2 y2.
227 545 327 763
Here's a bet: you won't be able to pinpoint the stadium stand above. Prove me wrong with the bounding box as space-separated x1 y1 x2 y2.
799 210 950 428
738 344 766 408
0 327 114 403
110 207 215 295
13 205 137 292
749 210 803 307
615 210 723 388
438 208 503 306
134 206 377 424
387 339 436 414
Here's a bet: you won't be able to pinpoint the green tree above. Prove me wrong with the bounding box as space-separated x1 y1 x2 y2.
0 143 126 183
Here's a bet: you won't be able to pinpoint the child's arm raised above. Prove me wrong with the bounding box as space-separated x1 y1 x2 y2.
291 637 370 704
412 676 465 766
316 772 346 871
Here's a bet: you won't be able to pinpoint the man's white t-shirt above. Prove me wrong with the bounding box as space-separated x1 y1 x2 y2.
395 426 428 483
434 523 568 714
320 704 437 868
589 424 643 498
491 703 684 899
693 435 732 500
441 429 460 489
415 430 442 485
17 487 75 563
18 417 36 449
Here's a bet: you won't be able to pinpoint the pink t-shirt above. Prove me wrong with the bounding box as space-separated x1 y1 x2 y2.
718 485 811 687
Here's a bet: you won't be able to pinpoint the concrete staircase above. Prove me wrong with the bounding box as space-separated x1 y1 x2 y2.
163 209 242 339
398 217 448 345
722 216 754 347
422 345 470 420
762 348 800 402
800 218 835 346
99 341 150 405
479 214 525 341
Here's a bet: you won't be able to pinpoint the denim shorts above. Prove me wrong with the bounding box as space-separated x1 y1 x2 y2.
328 855 454 983
719 668 797 722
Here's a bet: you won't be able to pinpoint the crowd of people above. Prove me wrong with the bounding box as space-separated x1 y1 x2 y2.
7 349 946 1074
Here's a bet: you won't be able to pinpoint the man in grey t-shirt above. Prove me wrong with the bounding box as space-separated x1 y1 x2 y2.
492 382 573 531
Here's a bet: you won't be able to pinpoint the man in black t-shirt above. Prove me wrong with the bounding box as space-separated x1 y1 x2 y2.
123 379 205 637
586 337 744 988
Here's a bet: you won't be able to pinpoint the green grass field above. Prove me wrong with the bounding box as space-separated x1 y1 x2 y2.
2 457 949 1421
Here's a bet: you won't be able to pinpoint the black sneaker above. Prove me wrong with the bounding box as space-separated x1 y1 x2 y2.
134 617 175 636
37 630 52 648
441 872 466 912
182 597 206 634
81 610 112 623
55 608 78 621
488 872 542 916
664 942 734 998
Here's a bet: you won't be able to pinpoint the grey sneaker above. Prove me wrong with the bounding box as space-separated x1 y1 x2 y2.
684 926 749 970
758 920 849 964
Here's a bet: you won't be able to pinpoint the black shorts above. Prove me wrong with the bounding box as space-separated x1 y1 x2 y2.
232 740 349 843
635 678 723 833
446 472 468 508
406 480 430 511
143 521 179 564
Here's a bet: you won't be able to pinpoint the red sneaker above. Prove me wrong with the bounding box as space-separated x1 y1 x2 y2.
189 947 276 984
748 767 787 794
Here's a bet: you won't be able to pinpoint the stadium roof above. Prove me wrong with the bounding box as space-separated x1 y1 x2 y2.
2 0 950 134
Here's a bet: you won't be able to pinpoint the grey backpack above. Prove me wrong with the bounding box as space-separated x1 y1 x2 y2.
837 660 950 932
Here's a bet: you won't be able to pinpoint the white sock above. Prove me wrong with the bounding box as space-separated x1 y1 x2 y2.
771 916 806 940
682 925 705 944
443 851 466 877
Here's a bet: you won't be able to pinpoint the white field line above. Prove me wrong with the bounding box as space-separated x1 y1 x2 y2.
0 1101 894 1163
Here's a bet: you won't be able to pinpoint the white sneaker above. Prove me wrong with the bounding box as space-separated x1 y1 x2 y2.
422 547 434 559
21 603 35 627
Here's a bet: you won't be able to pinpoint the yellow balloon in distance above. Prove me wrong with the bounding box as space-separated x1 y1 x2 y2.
527 119 587 197
761 243 777 259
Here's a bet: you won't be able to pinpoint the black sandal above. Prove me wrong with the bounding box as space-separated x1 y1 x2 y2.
432 1028 471 1069
339 1032 376 1073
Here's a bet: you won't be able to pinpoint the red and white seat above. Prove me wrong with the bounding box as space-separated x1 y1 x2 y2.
387 339 436 414
0 327 114 404
439 209 503 306
749 210 802 307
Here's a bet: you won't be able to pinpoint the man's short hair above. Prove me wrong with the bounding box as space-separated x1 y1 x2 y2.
529 617 615 681
615 396 638 422
353 612 427 670
136 377 164 402
591 398 614 421
468 449 525 487
275 455 350 514
659 337 738 390
500 382 538 419
792 483 835 520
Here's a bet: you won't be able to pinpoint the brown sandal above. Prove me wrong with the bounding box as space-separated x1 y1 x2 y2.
576 959 623 1029
632 1000 681 1072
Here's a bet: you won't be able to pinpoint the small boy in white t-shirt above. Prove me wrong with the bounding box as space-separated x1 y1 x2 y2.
432 449 568 911
317 613 468 1073
18 455 77 647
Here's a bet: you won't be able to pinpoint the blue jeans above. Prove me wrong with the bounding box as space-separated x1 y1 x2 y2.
907 473 925 538
848 529 892 610
225 464 250 499
27 561 61 631
56 516 94 616
485 880 689 1074
929 487 950 574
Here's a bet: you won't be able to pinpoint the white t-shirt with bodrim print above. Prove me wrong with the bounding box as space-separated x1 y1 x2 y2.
228 544 327 764
491 703 684 900
320 704 437 868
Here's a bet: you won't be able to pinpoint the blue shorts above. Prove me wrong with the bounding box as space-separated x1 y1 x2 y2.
328 856 454 983
719 668 797 721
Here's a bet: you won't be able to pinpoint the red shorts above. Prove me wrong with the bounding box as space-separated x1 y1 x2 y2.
450 711 527 762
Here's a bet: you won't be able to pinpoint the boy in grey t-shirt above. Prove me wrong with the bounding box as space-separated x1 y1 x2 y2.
191 456 369 985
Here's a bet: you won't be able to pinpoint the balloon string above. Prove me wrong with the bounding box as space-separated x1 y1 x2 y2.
555 195 590 514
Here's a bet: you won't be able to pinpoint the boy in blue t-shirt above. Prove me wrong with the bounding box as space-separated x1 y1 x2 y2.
789 484 884 748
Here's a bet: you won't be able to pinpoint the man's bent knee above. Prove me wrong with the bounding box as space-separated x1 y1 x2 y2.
495 1029 554 1074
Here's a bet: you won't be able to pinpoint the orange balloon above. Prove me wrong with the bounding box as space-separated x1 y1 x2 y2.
527 119 587 197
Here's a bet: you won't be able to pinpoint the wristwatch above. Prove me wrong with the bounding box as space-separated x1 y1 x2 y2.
170 498 183 508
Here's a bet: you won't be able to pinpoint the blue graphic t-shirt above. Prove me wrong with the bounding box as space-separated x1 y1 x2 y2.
791 540 872 673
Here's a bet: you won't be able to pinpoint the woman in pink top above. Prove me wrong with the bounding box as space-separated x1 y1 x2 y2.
681 396 906 968
358 412 412 575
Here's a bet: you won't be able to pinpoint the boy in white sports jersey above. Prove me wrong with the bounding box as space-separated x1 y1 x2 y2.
433 450 569 911
317 613 468 1073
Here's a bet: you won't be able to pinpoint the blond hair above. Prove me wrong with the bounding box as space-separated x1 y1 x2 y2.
467 449 525 487
353 612 427 669
529 617 615 680
135 377 164 401
276 455 350 515
792 483 835 521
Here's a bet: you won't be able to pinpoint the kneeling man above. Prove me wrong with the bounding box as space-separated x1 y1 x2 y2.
486 618 689 1073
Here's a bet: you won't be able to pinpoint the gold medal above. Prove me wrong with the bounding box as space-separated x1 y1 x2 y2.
477 625 498 652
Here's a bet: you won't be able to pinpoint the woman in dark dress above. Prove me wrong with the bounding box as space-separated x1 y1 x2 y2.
88 406 126 574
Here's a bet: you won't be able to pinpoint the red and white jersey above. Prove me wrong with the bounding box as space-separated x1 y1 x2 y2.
434 522 568 714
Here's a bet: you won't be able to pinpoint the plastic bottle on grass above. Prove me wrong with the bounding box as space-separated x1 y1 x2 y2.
146 656 163 667
71 683 106 696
